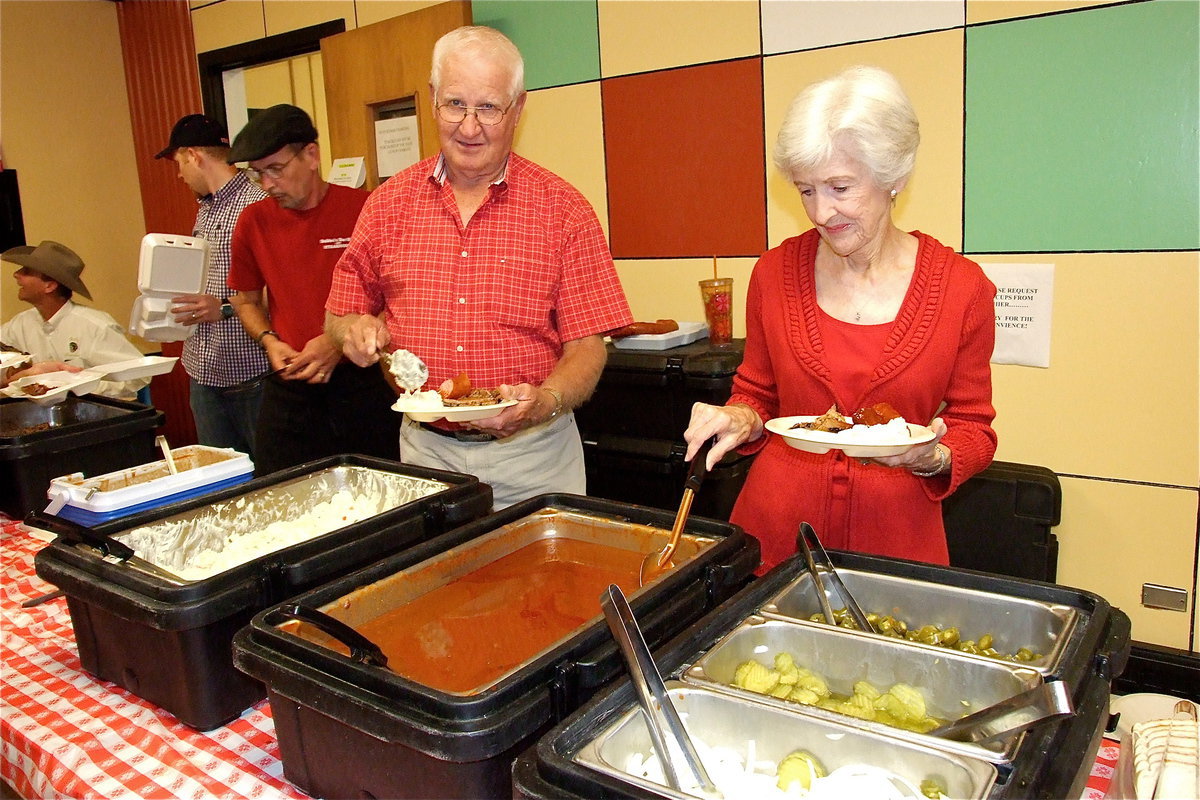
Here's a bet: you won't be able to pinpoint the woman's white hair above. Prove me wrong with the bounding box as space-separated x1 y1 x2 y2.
773 65 920 189
430 26 525 104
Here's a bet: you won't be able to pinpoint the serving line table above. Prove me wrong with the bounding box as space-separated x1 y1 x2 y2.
0 517 306 799
2 514 1122 800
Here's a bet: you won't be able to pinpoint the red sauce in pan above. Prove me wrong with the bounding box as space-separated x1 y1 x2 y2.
355 538 643 693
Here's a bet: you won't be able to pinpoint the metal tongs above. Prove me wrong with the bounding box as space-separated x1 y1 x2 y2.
601 584 722 799
928 680 1074 745
796 522 876 634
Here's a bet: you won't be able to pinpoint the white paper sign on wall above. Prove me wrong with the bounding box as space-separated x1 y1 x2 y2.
980 263 1055 368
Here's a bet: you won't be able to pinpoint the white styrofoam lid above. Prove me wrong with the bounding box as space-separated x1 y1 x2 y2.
137 233 210 295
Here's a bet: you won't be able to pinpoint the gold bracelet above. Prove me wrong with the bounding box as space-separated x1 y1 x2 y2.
542 386 564 420
911 444 948 477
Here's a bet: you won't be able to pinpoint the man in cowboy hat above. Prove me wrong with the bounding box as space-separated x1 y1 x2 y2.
1 240 148 400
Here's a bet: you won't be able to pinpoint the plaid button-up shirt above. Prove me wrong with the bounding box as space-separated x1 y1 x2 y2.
182 170 269 386
328 154 632 390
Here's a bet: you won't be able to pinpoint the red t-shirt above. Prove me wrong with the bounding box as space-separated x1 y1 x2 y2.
229 184 368 349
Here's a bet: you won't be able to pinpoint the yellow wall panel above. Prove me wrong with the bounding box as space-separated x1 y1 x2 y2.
264 0 355 35
987 252 1199 487
614 258 755 339
355 0 447 27
191 0 267 53
514 83 610 236
0 0 148 344
1055 478 1196 649
762 30 965 252
597 0 761 78
966 0 1124 25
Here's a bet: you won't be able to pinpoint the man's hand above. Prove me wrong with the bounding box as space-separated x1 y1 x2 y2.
325 312 389 367
278 334 342 384
170 293 220 326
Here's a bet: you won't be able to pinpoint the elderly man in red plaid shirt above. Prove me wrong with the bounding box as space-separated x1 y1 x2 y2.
326 26 632 508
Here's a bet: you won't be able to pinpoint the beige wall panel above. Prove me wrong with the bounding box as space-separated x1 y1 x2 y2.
243 59 293 108
514 84 610 235
597 0 761 78
191 0 268 53
0 0 149 348
762 0 964 54
763 31 965 252
1055 477 1197 650
355 0 445 28
309 54 333 177
987 252 1199 487
264 0 355 36
615 258 755 339
966 0 1123 25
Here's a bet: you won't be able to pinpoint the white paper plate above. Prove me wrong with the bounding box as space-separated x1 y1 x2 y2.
392 398 518 423
1109 693 1193 743
94 355 179 381
766 415 936 457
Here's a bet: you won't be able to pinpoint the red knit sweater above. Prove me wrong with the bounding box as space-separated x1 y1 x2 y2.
730 229 998 571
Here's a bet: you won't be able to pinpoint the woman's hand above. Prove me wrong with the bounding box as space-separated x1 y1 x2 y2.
871 417 949 474
684 402 763 470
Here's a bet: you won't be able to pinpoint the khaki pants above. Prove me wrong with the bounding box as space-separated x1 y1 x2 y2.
399 412 586 509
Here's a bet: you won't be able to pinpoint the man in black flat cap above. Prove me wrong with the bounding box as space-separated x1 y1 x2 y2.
1 240 148 399
224 104 399 475
155 113 268 458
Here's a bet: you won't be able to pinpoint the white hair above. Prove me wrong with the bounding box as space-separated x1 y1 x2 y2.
430 26 525 104
773 65 920 188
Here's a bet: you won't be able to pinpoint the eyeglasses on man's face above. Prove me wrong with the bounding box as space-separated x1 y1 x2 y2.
246 150 301 183
435 100 511 126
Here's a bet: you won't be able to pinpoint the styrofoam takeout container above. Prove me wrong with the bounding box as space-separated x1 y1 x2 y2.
128 233 210 342
612 321 708 351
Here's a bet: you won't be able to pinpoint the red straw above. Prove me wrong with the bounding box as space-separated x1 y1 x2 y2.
712 255 718 280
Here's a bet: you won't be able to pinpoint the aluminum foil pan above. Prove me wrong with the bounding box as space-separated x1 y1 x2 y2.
574 681 998 799
115 465 449 582
682 617 1044 764
759 568 1079 675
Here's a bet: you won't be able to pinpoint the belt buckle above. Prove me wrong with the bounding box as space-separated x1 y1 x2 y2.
452 429 496 443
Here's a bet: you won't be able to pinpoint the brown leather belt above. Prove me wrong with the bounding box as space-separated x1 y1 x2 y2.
418 422 496 443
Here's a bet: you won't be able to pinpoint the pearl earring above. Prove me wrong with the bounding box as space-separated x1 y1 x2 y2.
889 189 898 199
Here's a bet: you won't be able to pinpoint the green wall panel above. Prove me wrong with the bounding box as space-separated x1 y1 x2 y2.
965 0 1198 252
471 0 600 90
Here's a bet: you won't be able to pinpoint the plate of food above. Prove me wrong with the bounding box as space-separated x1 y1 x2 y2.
1 373 82 406
766 403 935 457
0 350 31 371
391 389 518 423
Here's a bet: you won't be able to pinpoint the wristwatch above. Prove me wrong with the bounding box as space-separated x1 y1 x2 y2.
219 299 235 319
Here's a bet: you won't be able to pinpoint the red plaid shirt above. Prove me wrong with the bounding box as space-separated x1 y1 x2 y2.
327 154 632 389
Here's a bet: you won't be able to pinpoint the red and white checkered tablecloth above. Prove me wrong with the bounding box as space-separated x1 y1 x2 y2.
0 517 309 800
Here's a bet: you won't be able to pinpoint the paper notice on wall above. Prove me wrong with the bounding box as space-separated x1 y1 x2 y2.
374 115 420 178
980 263 1054 368
328 157 366 188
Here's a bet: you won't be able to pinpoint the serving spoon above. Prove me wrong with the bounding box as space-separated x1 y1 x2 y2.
639 438 713 587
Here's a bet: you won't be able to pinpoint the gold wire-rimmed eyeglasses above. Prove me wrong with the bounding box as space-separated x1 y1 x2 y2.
246 150 300 183
435 101 511 126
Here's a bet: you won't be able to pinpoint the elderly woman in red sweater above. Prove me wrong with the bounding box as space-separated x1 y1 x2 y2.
684 66 997 572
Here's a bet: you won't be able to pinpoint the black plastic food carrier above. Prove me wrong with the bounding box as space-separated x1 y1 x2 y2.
1 395 164 517
512 548 1132 800
231 493 761 800
33 454 493 730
